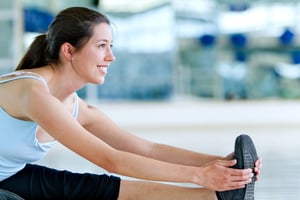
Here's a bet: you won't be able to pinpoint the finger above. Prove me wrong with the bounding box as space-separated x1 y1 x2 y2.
226 173 253 191
255 157 262 167
225 152 234 160
219 178 250 191
229 179 251 190
230 172 254 182
218 184 246 192
254 165 262 173
226 168 252 177
254 160 262 174
217 159 237 167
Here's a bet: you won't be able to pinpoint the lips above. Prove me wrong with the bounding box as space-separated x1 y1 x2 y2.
97 65 108 75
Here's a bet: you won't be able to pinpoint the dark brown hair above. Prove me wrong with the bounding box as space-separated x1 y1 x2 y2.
16 7 110 70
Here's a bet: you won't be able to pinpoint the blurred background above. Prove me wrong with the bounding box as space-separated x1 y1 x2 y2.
1 0 300 199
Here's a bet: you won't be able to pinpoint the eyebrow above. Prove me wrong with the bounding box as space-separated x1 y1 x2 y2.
97 39 113 43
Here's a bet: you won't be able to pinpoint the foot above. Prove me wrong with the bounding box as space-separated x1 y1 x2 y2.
216 134 258 200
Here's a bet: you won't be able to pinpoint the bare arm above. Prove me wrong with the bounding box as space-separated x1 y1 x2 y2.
18 82 250 191
75 98 255 191
9 79 251 191
78 98 223 167
21 84 197 182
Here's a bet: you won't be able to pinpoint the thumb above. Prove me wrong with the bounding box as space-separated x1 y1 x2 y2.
217 159 237 167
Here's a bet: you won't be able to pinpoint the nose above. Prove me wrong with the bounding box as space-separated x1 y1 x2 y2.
105 48 115 62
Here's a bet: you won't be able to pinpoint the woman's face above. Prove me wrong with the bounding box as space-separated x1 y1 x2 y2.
71 23 115 84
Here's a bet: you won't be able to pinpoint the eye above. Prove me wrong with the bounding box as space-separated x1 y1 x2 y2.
98 44 106 48
97 43 113 49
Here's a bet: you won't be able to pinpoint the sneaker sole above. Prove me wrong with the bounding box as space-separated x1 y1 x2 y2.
0 189 24 200
234 134 258 200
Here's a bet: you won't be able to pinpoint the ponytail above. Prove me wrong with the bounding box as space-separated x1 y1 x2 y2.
16 34 49 70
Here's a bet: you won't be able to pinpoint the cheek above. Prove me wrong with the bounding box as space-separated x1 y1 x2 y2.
86 50 102 61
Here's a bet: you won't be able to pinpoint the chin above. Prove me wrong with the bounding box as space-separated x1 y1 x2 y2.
96 78 105 85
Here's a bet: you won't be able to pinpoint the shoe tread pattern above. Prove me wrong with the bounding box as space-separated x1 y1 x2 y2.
216 134 258 200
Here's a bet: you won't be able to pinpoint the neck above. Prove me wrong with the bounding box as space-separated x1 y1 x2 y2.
45 64 86 101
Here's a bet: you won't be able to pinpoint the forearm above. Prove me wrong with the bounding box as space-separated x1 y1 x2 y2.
148 143 224 167
109 149 200 184
107 149 250 192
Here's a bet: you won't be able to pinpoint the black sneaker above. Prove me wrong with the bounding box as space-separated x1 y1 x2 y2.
0 189 24 200
216 134 258 200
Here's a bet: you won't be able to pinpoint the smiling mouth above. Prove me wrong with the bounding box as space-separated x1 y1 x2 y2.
97 65 108 74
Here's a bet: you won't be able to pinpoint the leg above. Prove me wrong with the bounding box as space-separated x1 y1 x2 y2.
118 180 217 200
0 164 120 200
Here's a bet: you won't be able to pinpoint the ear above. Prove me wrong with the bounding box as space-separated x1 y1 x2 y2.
61 42 74 61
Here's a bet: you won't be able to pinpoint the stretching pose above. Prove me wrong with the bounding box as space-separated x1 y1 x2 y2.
0 7 262 200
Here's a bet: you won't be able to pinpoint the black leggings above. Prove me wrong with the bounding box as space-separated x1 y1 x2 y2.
0 164 121 200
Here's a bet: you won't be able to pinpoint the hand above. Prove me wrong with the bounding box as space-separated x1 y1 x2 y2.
196 159 253 191
225 152 262 181
254 157 262 181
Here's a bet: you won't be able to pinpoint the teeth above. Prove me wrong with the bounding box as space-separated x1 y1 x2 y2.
98 66 107 73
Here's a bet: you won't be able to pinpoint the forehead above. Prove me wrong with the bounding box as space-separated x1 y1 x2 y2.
90 23 113 42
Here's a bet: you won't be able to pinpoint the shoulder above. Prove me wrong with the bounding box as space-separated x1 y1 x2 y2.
0 72 50 105
77 98 109 126
0 76 50 120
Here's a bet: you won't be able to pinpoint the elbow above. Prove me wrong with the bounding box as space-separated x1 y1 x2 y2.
105 162 119 174
98 149 123 174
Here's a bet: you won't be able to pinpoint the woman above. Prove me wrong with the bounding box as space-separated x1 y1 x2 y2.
0 7 262 199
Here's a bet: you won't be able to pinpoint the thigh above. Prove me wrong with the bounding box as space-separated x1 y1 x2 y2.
118 180 216 200
0 164 121 200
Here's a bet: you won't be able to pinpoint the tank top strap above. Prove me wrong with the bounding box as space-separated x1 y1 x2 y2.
0 71 49 91
1 71 79 119
72 92 79 119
